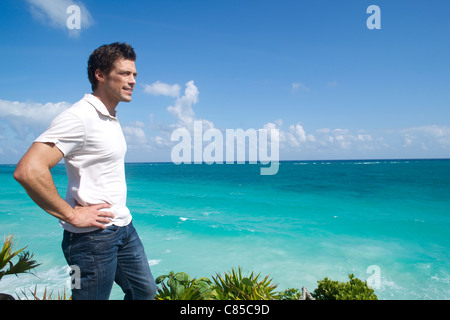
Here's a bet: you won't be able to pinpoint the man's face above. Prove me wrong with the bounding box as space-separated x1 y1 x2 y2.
102 58 137 104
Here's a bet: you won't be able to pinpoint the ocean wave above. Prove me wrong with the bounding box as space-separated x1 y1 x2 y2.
163 235 180 240
202 210 221 216
0 265 70 299
353 161 381 165
430 273 450 284
148 259 161 266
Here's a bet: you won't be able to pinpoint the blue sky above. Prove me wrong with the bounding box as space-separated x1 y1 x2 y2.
0 0 449 163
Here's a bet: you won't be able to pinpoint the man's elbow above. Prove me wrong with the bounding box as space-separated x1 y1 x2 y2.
14 159 42 187
14 162 30 185
14 142 59 185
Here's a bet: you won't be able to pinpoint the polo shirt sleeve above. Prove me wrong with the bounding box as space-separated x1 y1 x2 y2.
34 110 85 157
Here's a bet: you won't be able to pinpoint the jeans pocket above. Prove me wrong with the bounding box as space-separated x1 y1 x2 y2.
61 231 72 265
62 231 94 267
89 225 121 253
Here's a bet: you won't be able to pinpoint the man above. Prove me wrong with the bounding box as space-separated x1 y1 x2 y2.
14 42 157 300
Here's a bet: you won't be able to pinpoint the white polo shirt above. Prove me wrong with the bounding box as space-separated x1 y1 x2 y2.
35 94 131 233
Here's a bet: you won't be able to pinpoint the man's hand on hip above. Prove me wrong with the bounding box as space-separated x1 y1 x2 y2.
68 203 115 229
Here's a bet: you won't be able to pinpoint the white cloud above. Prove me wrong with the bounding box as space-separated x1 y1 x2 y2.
291 82 311 93
265 121 385 156
123 126 147 145
327 81 338 87
284 123 314 147
154 136 166 146
357 134 372 142
402 135 413 147
0 99 71 140
316 128 377 150
135 80 215 154
401 125 450 148
143 81 181 97
166 80 200 127
143 80 203 130
4 81 450 164
26 0 93 34
402 125 450 146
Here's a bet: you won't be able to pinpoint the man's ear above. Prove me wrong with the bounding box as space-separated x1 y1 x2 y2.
95 69 105 84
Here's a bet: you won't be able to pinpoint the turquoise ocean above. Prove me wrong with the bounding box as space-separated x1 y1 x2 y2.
0 159 449 300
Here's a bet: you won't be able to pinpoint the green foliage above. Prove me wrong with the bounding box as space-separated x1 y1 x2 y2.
1 234 379 301
155 267 278 300
16 285 70 300
312 273 378 300
211 267 278 300
154 269 378 300
155 271 214 300
0 234 40 282
278 288 303 300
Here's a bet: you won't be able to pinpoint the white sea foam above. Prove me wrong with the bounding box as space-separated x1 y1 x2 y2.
354 161 380 165
1 265 70 299
163 236 179 240
430 273 450 284
202 210 214 216
148 259 161 266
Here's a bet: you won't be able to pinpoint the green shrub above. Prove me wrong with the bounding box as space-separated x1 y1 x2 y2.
155 271 214 300
278 288 302 300
211 267 278 300
0 234 40 282
312 273 378 300
154 269 377 300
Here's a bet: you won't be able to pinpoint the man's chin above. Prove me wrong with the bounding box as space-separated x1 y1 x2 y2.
120 96 132 102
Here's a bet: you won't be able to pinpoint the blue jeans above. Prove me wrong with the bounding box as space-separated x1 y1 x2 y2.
62 222 157 300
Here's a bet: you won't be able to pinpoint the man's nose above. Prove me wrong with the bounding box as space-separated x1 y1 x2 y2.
129 75 136 85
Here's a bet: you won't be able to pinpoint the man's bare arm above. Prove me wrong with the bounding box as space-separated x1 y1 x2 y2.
14 142 114 229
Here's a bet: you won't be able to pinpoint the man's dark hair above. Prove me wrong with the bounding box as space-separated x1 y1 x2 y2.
88 42 136 91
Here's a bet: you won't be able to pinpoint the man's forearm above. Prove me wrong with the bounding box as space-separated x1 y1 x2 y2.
14 163 74 223
15 166 114 229
15 142 115 229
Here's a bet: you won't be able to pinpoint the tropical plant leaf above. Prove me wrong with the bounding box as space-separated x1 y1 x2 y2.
211 266 278 300
0 234 41 282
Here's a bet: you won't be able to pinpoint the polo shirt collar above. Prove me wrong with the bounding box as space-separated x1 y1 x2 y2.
83 93 117 119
